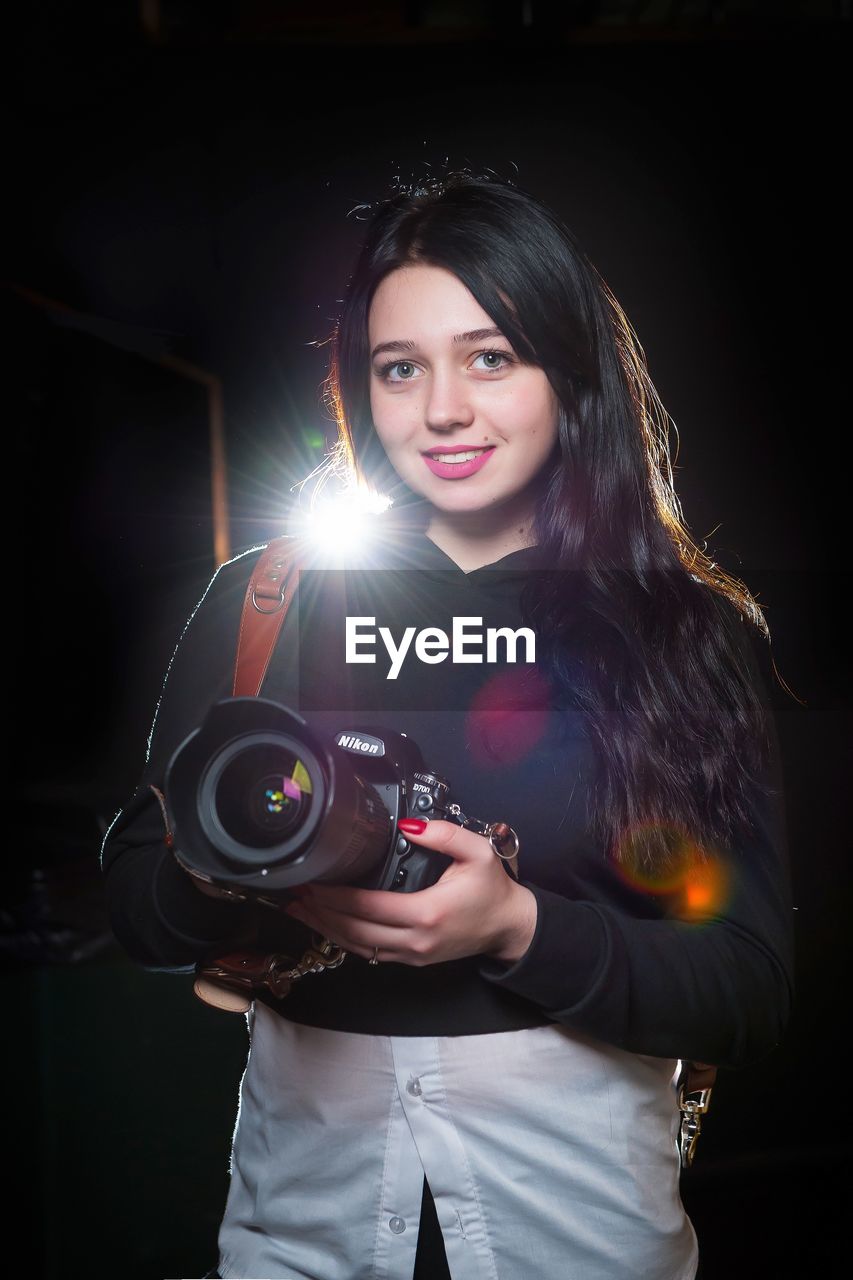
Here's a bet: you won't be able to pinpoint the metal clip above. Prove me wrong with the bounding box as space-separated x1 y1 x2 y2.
677 1084 713 1169
446 806 520 877
251 584 287 614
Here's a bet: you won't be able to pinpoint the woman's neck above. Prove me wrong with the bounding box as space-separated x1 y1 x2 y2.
425 500 538 573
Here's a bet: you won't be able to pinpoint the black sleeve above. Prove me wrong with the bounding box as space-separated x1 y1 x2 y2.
478 617 794 1070
101 548 267 968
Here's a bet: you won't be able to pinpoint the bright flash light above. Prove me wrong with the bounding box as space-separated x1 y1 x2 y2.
294 484 393 560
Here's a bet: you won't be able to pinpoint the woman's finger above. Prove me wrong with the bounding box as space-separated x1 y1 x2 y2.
399 817 519 879
285 900 425 963
396 818 494 863
287 821 493 922
288 883 428 926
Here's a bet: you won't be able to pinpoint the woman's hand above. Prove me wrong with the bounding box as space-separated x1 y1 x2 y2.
283 819 538 967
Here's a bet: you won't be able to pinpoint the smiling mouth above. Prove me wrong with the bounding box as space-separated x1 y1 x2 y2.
424 447 495 465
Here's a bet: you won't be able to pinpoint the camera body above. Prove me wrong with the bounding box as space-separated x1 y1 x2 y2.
164 698 454 901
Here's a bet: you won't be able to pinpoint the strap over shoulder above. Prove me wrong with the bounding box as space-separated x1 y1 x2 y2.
232 536 300 697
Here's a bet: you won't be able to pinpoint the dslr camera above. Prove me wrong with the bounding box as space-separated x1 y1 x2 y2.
164 698 456 901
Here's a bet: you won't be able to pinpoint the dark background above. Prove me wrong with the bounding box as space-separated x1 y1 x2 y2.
5 3 850 1278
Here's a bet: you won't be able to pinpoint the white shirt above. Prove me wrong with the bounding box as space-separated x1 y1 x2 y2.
217 1003 698 1280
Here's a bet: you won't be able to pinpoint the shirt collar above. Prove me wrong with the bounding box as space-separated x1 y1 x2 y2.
421 536 544 576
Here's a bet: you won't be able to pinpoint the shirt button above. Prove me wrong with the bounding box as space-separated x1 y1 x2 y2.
406 1076 422 1097
389 1216 406 1234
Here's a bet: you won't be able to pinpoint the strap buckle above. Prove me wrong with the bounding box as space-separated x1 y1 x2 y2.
677 1068 714 1169
194 936 348 1012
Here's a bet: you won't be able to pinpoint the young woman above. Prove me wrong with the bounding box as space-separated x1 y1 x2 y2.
102 172 793 1280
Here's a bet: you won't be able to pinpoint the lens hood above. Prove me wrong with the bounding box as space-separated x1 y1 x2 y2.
165 698 391 893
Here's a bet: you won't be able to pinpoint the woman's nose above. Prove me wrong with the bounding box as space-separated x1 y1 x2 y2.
423 369 475 432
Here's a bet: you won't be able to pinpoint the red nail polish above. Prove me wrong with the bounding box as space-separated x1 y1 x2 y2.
397 818 428 835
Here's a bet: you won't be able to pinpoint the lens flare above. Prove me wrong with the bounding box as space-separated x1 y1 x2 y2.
681 856 730 920
291 483 393 560
264 787 287 814
612 820 731 920
465 666 552 766
262 752 313 817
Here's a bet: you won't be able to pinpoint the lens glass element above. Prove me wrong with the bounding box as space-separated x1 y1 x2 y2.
214 744 314 849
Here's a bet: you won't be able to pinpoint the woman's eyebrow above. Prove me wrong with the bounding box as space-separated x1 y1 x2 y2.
370 327 506 359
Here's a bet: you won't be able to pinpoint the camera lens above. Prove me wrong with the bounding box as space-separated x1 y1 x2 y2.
168 699 402 889
212 742 315 850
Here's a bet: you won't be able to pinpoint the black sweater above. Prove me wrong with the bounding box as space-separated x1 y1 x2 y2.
101 533 793 1067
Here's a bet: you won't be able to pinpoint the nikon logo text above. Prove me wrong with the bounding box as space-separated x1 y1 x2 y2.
336 732 384 756
345 616 536 681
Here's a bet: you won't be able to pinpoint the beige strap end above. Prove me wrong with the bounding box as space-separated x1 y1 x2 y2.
193 975 253 1013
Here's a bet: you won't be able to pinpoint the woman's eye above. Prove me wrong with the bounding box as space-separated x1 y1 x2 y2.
379 360 420 383
472 350 514 372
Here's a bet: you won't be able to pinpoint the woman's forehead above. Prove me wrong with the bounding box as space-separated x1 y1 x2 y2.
368 264 498 345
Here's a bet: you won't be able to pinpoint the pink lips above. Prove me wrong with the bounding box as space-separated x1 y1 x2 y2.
422 445 496 480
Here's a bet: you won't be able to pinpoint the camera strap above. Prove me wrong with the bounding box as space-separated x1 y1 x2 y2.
187 535 353 1011
233 535 300 697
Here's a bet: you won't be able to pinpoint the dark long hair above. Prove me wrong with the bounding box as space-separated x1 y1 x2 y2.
326 172 780 873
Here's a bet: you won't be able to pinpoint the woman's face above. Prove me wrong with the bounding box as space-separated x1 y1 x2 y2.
367 264 560 519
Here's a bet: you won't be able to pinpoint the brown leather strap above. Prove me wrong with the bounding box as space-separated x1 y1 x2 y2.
189 536 302 1013
232 537 299 697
